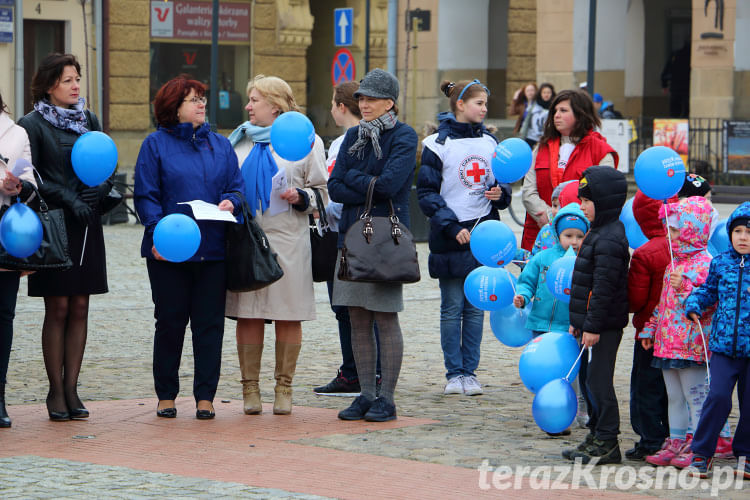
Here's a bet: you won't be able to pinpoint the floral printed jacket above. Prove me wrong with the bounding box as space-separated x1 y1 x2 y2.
641 196 714 362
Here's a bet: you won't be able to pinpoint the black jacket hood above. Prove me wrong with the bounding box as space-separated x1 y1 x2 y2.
579 165 627 229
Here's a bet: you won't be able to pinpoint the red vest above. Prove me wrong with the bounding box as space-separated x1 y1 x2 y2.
521 131 618 250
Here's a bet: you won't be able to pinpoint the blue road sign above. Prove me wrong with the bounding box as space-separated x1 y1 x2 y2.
334 8 353 47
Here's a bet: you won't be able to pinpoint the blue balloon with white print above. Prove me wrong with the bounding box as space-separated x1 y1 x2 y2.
491 138 532 183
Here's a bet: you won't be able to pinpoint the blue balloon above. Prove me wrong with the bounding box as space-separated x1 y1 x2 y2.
491 138 533 183
0 203 43 258
153 214 201 263
490 303 533 347
270 111 316 161
519 331 581 393
463 266 515 311
470 220 517 267
634 146 686 200
710 219 730 254
71 131 118 187
545 255 576 303
532 378 578 433
619 197 648 249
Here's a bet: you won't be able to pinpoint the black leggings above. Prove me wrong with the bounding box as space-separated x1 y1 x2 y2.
0 272 20 385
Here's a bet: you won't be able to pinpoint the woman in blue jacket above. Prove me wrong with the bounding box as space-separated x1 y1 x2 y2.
417 79 510 396
329 69 418 422
134 76 244 420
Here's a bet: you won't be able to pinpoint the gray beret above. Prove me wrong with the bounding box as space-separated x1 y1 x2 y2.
354 68 399 102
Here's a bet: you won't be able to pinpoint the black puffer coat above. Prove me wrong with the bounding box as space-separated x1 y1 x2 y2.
569 166 630 333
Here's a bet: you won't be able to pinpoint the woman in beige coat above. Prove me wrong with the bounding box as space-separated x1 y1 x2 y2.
226 75 328 415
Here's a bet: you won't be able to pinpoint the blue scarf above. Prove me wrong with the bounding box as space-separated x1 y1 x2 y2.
230 122 277 214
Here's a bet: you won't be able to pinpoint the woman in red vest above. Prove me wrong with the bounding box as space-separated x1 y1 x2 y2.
521 89 619 250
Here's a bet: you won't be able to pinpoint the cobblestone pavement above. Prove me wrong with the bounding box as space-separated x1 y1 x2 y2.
2 198 745 498
0 456 330 499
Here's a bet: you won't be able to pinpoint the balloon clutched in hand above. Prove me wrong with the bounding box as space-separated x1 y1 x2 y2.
709 219 730 254
491 138 533 183
545 253 576 303
490 303 533 347
532 378 578 434
518 331 581 393
619 197 648 249
153 214 201 263
463 266 516 311
0 203 43 258
71 131 118 187
470 220 517 267
270 111 316 162
634 146 686 200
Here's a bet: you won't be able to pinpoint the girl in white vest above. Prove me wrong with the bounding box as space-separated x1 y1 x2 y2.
417 80 512 396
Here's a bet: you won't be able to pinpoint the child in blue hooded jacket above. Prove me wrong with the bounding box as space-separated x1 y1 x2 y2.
685 201 750 478
513 203 589 334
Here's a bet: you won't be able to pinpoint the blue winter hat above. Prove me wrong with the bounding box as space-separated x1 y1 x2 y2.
556 213 589 236
593 93 603 103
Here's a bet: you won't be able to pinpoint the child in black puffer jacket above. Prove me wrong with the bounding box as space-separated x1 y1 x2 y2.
564 165 630 465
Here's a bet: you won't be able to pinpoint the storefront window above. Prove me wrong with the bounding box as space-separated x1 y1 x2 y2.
149 0 251 129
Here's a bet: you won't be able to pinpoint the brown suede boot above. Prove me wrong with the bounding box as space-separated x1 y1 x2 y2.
273 341 301 415
238 344 263 415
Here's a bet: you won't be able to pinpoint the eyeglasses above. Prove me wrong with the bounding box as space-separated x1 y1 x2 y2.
184 96 207 105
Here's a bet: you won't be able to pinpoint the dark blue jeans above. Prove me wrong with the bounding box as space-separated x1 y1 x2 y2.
439 278 484 379
629 341 669 449
147 259 226 402
326 280 379 380
0 272 20 385
692 352 750 458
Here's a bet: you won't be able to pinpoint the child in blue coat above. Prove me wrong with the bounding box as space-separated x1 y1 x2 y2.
686 201 750 478
514 203 589 334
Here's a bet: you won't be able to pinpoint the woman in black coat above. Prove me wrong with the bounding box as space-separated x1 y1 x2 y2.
18 53 111 421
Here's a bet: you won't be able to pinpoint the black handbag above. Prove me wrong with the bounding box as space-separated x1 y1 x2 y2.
0 186 73 271
309 188 338 282
225 191 284 292
338 177 420 284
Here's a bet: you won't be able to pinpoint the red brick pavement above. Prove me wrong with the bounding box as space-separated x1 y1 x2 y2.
0 399 655 499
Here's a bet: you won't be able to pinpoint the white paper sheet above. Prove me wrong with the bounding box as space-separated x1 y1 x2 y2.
10 158 32 178
178 200 238 222
268 170 290 216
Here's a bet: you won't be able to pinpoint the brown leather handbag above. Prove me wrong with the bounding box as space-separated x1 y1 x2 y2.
338 177 420 284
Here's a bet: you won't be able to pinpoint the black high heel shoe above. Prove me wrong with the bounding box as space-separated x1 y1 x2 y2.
65 391 89 419
46 394 70 422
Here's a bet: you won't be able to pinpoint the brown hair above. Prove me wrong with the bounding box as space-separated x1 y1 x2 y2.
539 89 601 145
152 74 206 127
333 81 361 119
512 82 538 106
440 80 489 114
30 53 81 104
0 90 8 114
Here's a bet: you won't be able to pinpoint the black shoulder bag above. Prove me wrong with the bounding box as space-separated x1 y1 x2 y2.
0 185 73 271
309 187 338 282
338 177 420 284
225 191 284 292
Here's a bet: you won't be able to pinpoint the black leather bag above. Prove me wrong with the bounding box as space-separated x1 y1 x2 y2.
338 177 420 284
225 191 284 292
0 186 73 271
309 188 338 282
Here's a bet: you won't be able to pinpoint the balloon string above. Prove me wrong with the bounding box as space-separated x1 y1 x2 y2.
80 225 88 266
469 217 481 234
564 345 586 382
507 269 524 317
696 321 711 385
663 201 675 272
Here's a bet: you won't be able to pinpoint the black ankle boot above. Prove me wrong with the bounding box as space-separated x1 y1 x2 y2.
0 383 11 428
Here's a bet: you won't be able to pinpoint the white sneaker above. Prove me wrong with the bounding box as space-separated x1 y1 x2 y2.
444 376 464 395
463 375 483 396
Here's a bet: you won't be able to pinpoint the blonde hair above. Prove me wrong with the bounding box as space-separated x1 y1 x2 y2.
246 74 300 114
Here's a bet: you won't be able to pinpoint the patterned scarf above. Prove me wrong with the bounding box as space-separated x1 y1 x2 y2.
34 98 88 135
347 110 398 160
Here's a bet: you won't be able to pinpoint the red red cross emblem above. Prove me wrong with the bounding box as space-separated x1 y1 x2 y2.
466 162 485 183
